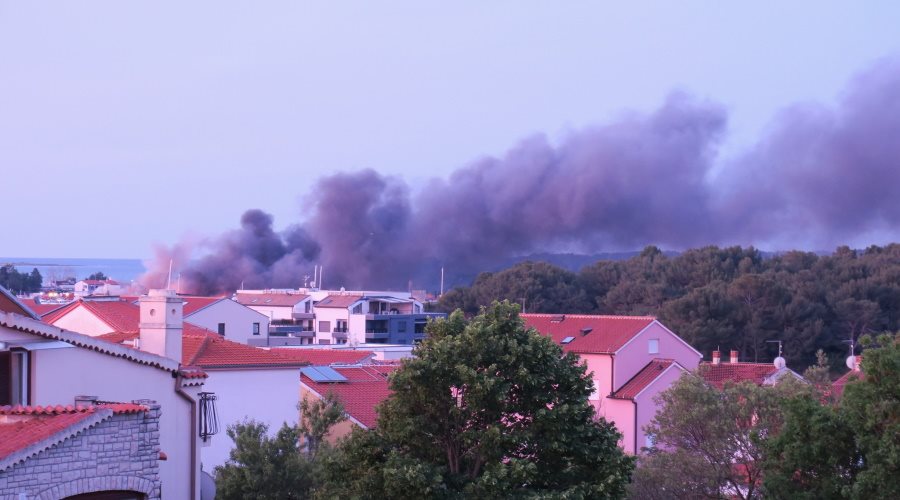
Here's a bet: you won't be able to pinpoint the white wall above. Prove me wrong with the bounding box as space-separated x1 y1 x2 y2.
187 300 269 345
50 307 114 336
313 308 349 344
199 368 301 470
25 342 200 499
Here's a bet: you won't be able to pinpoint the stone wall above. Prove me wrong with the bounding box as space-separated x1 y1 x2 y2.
0 404 162 500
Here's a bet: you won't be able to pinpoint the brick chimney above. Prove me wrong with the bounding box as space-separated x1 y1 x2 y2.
712 350 721 365
139 289 183 362
730 349 739 363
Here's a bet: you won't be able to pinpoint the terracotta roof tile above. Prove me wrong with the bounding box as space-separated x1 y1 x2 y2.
0 403 148 463
181 296 226 315
270 348 375 365
521 314 656 354
832 369 864 398
235 293 309 307
301 365 398 428
611 359 677 399
314 295 363 309
698 362 779 389
0 411 93 461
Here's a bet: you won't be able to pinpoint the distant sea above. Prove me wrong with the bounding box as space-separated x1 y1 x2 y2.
1 257 146 283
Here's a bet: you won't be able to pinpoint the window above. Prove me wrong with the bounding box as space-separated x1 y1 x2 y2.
352 304 363 314
304 301 311 313
318 321 330 333
318 339 331 345
648 339 659 354
217 323 226 336
0 350 30 406
398 321 407 333
252 322 260 336
645 434 657 449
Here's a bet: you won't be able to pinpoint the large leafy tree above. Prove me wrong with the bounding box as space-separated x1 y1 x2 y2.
319 301 634 499
631 375 798 499
215 420 314 500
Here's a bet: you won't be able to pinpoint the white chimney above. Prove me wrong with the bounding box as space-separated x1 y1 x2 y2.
712 350 721 365
139 289 183 363
730 350 739 364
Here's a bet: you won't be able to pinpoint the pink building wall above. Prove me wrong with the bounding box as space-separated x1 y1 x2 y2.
633 365 686 453
579 353 613 415
613 322 700 389
604 398 635 452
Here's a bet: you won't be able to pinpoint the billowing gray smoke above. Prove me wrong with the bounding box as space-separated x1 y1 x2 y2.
143 57 900 294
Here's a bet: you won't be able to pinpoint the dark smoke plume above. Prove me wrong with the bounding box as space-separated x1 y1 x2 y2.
143 57 900 294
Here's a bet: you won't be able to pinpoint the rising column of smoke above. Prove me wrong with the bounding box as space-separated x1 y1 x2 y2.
141 57 900 295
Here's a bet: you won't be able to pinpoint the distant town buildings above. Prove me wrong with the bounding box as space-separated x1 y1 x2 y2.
235 288 446 346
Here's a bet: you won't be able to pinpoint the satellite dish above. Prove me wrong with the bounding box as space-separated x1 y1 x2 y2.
773 356 786 369
846 355 856 370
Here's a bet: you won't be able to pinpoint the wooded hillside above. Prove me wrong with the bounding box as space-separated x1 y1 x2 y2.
438 245 900 371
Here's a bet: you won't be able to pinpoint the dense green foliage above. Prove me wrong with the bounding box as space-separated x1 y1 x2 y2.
439 244 900 370
318 302 634 499
215 420 315 499
86 271 108 281
630 375 802 500
764 333 900 499
630 336 900 499
298 390 346 457
0 264 42 293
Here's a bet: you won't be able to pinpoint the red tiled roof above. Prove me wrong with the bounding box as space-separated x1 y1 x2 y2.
270 348 375 365
42 299 140 333
610 359 676 400
301 365 398 428
315 295 363 309
832 370 864 398
0 287 39 319
0 403 148 464
181 296 226 315
698 362 779 389
521 314 656 354
235 293 309 307
0 410 93 461
182 331 310 369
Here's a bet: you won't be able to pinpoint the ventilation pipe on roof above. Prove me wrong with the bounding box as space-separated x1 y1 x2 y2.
580 327 593 336
730 350 739 364
712 350 721 365
139 289 184 362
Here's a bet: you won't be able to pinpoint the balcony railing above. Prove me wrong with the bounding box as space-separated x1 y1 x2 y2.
333 326 348 333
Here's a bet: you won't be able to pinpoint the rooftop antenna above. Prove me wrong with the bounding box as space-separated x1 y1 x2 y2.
313 265 318 288
766 340 786 369
165 259 173 290
440 267 444 297
842 339 857 370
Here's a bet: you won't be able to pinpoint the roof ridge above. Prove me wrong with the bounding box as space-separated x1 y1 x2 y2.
520 313 657 320
185 334 213 366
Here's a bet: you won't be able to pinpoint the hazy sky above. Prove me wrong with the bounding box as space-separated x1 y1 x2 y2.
2 1 899 258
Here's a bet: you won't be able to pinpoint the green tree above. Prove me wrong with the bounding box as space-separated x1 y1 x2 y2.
319 301 634 499
298 390 346 457
842 333 900 498
215 420 314 500
762 393 860 499
86 271 108 281
632 375 796 499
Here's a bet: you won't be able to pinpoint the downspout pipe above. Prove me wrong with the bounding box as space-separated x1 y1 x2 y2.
632 399 639 454
175 373 198 500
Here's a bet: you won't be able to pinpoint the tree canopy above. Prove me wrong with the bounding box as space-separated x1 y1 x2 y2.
319 301 634 499
439 244 900 371
0 264 42 294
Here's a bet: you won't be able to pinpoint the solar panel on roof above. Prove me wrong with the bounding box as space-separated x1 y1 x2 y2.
561 336 576 344
315 366 348 382
301 366 347 383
